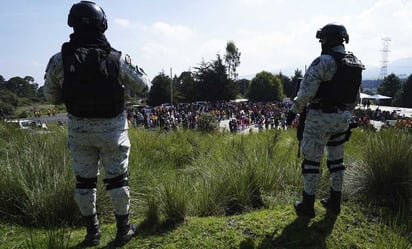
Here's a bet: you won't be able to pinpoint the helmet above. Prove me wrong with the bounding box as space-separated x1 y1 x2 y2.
68 1 107 32
316 23 349 48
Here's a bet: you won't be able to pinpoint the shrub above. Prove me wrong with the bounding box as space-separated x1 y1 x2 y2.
345 128 412 211
196 112 218 132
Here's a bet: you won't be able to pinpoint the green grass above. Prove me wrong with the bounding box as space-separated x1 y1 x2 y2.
0 124 411 248
1 203 410 249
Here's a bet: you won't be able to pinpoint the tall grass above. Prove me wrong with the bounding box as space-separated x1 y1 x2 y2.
345 128 412 212
129 128 304 220
0 122 410 233
0 124 78 227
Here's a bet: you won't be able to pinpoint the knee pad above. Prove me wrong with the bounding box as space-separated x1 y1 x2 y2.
302 159 320 174
103 172 129 190
76 175 98 189
327 159 345 172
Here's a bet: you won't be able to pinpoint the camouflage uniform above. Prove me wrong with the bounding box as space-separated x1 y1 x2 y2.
44 53 149 216
290 45 359 196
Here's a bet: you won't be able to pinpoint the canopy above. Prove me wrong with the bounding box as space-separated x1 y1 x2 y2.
360 93 374 99
372 94 392 100
360 93 392 101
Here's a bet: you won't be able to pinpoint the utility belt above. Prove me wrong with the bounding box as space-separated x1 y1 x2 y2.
309 103 348 113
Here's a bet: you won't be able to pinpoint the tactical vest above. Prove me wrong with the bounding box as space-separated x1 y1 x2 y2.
61 44 124 118
315 51 364 105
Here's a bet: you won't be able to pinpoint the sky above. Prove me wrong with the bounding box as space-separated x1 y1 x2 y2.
1 0 412 86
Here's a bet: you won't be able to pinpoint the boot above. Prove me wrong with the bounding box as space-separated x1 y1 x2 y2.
79 214 101 247
320 188 341 216
114 214 138 246
294 191 315 218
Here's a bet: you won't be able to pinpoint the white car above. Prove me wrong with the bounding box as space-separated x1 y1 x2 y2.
18 120 36 129
6 119 33 129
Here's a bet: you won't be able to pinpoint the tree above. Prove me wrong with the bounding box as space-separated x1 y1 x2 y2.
3 76 38 99
276 72 292 98
0 90 18 115
236 79 250 97
378 73 401 97
194 54 236 101
176 71 196 103
147 73 172 106
247 71 284 102
401 74 412 108
290 69 303 99
224 41 241 80
377 73 402 106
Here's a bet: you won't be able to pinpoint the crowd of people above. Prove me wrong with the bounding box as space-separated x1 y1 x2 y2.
126 101 293 132
127 100 412 135
354 105 412 133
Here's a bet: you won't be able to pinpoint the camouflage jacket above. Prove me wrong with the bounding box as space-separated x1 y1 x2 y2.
291 45 361 114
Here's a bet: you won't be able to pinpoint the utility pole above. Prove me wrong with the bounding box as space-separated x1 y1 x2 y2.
170 67 173 105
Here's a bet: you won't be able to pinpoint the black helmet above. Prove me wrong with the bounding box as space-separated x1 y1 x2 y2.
316 23 349 49
68 1 107 32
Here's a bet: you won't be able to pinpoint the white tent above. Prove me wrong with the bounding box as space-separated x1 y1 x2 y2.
360 93 374 99
372 94 392 100
360 92 374 104
360 93 392 103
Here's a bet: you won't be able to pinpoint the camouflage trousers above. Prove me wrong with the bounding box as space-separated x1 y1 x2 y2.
300 109 352 195
68 129 131 216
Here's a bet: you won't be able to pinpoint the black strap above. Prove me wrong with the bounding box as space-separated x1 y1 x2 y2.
329 166 346 172
103 172 129 190
76 176 97 189
302 159 320 174
327 159 345 172
303 159 321 166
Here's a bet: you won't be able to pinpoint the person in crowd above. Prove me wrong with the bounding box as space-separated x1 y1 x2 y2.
44 1 150 246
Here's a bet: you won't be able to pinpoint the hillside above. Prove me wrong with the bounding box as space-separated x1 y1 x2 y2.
361 79 380 90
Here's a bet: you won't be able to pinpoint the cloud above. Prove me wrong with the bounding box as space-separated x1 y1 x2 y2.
103 0 412 80
349 0 412 69
114 18 131 28
150 22 194 42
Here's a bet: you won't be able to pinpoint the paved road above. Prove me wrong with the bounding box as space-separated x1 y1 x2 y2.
219 119 262 134
26 113 68 124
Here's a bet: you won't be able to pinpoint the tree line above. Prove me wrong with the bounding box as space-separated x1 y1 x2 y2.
1 41 412 117
146 41 303 107
0 75 46 116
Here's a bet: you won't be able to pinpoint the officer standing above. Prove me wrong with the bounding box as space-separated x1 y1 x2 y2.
286 23 364 218
44 1 150 246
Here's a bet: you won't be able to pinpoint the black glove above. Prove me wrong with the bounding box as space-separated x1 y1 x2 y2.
286 111 297 125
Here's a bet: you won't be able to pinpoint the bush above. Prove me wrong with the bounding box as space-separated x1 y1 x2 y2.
196 112 218 132
0 101 16 115
345 128 412 211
